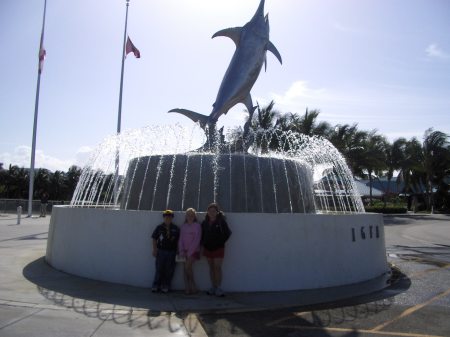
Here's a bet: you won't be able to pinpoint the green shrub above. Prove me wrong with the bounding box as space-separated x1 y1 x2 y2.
365 206 407 214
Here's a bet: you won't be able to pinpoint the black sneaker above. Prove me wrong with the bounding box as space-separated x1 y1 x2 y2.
215 288 225 297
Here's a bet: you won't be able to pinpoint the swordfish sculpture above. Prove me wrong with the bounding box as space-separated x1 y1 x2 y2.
169 0 282 146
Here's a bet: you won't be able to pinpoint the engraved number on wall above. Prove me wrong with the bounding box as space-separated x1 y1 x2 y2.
352 225 379 242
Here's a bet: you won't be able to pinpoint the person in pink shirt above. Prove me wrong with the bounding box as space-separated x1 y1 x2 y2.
178 208 202 294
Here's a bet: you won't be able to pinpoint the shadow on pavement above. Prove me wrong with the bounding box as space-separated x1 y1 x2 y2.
23 256 411 337
0 232 48 242
23 257 166 310
22 257 201 335
198 266 411 337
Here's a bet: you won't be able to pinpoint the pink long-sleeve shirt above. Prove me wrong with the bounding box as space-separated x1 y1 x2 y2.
178 222 201 257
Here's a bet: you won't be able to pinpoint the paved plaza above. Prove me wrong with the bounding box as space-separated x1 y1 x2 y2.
0 212 449 336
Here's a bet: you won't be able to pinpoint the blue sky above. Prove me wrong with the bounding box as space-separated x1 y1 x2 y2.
1 0 449 172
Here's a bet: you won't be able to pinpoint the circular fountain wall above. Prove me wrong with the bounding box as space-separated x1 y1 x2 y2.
46 125 389 294
122 154 315 213
47 207 388 292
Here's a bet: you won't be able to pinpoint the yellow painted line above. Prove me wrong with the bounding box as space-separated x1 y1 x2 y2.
265 311 310 327
265 316 292 327
266 311 311 326
409 264 450 279
371 287 450 332
275 324 444 337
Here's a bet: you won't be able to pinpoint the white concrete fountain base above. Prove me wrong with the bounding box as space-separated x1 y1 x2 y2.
46 206 389 292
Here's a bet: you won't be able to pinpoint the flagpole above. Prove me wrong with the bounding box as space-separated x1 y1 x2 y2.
117 0 130 135
28 0 47 217
114 0 130 204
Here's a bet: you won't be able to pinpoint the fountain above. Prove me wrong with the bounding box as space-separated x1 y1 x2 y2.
46 0 389 294
69 125 363 215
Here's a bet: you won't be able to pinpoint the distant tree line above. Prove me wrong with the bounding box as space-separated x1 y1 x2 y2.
230 101 450 212
0 165 82 201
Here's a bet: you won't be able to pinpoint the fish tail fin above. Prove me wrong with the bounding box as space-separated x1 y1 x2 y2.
168 109 210 129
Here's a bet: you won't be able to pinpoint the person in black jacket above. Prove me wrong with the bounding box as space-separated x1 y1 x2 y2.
201 203 231 297
151 210 180 293
40 191 49 217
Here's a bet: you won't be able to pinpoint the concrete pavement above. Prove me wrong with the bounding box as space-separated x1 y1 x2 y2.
0 212 390 336
198 213 450 337
0 214 206 337
1 212 449 336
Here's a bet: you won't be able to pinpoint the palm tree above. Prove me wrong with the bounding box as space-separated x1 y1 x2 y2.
0 167 6 197
66 165 82 199
249 100 281 153
7 165 29 198
360 131 388 205
328 124 357 153
422 129 450 212
288 108 331 137
275 112 296 133
328 124 368 178
398 130 450 212
251 101 279 130
398 138 424 196
50 170 66 201
384 138 407 206
35 168 51 198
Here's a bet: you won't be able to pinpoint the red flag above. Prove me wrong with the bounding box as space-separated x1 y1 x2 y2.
125 36 140 58
38 39 46 73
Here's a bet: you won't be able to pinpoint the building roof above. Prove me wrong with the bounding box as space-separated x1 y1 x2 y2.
353 180 384 197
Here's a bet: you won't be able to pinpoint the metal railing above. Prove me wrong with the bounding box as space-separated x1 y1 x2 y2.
0 199 68 214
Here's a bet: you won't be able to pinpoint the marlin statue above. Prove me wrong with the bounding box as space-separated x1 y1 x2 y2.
169 0 282 143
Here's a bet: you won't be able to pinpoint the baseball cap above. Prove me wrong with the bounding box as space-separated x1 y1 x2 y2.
162 209 174 217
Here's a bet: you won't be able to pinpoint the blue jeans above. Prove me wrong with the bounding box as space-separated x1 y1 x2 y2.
152 249 176 290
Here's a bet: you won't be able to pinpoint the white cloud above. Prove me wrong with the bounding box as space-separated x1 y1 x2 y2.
425 43 449 59
270 81 329 108
74 146 94 168
270 80 450 116
0 145 94 172
268 81 368 120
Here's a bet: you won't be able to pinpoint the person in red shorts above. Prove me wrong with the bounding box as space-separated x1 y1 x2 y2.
201 203 231 297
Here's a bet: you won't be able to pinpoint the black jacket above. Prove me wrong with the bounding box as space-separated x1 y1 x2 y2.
151 223 180 251
201 217 231 251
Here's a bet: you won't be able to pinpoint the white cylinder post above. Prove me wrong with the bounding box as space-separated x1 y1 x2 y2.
17 206 22 225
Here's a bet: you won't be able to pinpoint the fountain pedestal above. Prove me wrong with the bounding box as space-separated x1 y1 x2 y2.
46 207 389 292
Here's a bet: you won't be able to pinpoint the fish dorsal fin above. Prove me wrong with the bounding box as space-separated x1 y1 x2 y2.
266 41 282 65
212 27 242 47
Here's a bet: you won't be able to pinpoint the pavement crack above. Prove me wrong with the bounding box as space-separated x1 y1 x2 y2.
0 308 45 330
88 313 112 337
